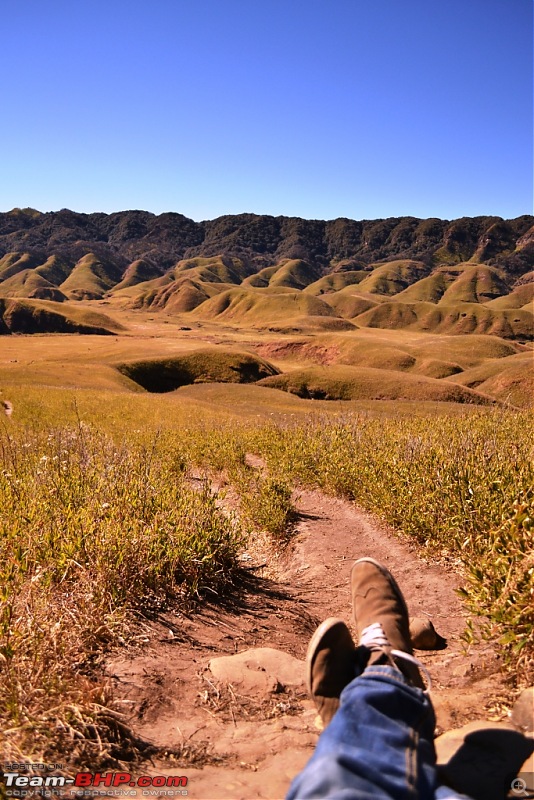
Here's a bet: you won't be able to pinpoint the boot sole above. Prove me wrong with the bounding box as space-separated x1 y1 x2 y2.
305 617 351 697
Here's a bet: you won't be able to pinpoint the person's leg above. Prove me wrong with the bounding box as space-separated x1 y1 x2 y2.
287 558 472 800
287 663 436 800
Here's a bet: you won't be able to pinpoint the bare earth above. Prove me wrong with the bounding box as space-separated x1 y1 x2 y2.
106 487 512 800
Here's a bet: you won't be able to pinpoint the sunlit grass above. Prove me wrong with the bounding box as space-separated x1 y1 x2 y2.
0 383 532 766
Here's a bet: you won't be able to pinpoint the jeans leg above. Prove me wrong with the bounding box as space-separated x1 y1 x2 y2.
286 665 439 800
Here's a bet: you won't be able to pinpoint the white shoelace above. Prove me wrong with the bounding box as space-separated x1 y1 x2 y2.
359 622 432 692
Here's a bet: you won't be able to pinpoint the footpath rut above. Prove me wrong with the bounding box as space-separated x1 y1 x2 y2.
106 488 514 800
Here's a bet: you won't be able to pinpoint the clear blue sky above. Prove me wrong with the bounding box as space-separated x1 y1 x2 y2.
1 0 532 221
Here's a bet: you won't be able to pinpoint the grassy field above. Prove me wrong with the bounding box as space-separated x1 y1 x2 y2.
0 314 533 768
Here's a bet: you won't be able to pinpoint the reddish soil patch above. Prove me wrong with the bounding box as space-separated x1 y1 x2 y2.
255 340 340 366
105 488 509 799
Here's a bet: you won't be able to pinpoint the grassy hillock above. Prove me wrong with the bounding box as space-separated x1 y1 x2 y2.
242 264 281 287
0 252 43 280
60 253 124 300
264 259 323 290
117 348 279 392
127 276 219 313
398 332 521 365
331 340 461 377
258 364 493 403
0 298 125 335
486 282 534 310
321 290 385 319
303 270 370 295
0 268 68 301
112 258 163 291
173 255 251 284
113 256 248 312
437 264 509 304
355 300 532 340
191 287 342 325
33 254 73 285
355 259 429 296
256 331 531 401
445 352 534 407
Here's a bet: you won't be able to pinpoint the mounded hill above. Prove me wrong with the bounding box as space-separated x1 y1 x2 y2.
60 253 124 300
257 365 494 404
173 255 252 284
436 264 510 305
112 259 164 291
320 290 386 319
190 288 342 325
0 269 68 302
0 299 125 335
355 260 430 296
256 332 522 379
485 282 534 310
117 349 279 393
354 300 532 340
257 259 323 290
303 270 371 295
393 264 508 305
113 255 247 312
444 352 534 407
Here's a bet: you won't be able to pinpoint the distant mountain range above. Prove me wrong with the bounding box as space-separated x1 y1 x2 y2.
1 207 533 273
0 208 532 341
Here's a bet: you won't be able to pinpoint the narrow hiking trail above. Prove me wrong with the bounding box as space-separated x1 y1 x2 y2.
106 488 513 800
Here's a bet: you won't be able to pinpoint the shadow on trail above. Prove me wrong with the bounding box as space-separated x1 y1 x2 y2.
185 567 319 646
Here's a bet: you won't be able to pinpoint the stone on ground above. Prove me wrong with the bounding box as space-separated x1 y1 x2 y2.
208 647 305 696
409 617 446 649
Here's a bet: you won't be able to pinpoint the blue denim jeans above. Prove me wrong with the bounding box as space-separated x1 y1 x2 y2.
286 665 472 800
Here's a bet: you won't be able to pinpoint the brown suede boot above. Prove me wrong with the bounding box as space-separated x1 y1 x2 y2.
306 617 356 727
351 558 428 690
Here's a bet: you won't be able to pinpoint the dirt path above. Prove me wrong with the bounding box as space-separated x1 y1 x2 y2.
106 489 509 799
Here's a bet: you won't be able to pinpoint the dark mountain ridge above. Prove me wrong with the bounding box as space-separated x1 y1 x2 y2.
1 208 533 278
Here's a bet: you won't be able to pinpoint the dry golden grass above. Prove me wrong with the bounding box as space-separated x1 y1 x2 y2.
2 247 532 351
1 308 532 767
